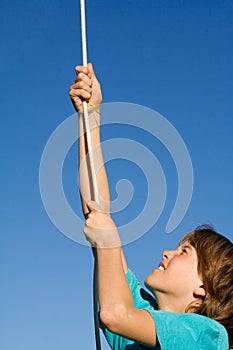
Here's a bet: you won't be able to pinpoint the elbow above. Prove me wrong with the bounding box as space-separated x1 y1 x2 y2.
100 304 131 333
100 308 114 330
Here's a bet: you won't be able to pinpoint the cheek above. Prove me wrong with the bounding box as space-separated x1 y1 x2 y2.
167 260 193 280
169 259 198 285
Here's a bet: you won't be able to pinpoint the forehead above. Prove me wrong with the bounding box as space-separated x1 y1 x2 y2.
178 239 191 248
179 231 195 246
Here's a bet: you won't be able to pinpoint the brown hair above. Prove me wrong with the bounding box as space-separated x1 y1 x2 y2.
180 225 233 348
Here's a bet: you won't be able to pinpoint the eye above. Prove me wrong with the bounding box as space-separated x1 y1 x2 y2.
181 247 188 254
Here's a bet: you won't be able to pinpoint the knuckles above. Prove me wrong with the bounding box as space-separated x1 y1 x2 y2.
75 66 88 73
69 89 74 97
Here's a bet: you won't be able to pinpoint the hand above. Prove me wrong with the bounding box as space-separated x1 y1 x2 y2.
84 202 121 248
69 63 102 113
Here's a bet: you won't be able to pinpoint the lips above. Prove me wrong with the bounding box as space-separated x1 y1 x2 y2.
158 262 166 271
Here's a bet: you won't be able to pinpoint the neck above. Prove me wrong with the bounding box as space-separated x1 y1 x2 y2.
155 292 192 313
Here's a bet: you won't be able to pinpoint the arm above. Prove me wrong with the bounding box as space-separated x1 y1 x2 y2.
69 63 128 273
84 211 157 348
70 64 157 347
102 268 158 349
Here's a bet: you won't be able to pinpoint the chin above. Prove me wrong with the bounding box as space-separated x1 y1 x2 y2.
144 276 153 291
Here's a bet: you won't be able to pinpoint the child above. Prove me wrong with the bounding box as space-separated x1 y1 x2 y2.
69 64 233 349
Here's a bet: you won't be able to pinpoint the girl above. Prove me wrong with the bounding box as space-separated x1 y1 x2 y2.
69 64 233 349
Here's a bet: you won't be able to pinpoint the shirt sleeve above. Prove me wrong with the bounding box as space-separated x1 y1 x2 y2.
100 269 157 350
146 309 229 350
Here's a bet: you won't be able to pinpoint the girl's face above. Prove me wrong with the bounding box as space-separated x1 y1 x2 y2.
144 240 205 312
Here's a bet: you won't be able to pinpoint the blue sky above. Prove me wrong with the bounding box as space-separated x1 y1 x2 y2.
1 0 233 349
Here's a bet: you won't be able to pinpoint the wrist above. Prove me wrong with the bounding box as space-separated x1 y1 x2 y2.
93 227 121 249
96 232 121 249
84 224 121 249
78 106 100 136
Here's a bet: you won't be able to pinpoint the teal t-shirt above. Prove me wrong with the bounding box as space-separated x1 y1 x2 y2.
101 269 229 350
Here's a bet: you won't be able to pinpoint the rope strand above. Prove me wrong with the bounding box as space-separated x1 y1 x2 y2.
80 1 101 350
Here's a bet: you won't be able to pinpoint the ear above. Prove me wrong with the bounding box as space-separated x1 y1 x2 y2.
194 284 206 297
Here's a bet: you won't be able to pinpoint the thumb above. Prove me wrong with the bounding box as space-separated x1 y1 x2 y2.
87 62 95 77
86 200 104 213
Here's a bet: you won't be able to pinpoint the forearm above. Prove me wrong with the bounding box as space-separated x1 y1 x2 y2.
79 108 129 272
78 107 110 216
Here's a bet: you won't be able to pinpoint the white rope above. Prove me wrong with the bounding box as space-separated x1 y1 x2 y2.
80 0 87 66
80 2 101 350
80 0 99 204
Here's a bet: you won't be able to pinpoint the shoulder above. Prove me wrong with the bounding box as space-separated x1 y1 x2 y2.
147 310 228 350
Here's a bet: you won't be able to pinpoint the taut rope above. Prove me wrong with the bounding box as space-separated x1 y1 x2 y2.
80 1 101 350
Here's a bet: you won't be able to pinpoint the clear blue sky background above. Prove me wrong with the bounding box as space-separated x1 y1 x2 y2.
1 0 233 349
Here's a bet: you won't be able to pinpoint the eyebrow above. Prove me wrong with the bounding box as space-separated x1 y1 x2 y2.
180 244 192 251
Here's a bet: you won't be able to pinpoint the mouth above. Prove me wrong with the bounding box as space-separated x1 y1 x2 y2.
158 262 166 271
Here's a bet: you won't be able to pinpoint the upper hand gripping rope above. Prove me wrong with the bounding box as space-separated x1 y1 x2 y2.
80 1 101 349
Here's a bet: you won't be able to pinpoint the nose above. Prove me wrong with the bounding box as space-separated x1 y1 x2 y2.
162 249 175 261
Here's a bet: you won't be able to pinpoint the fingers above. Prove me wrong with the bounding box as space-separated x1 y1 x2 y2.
69 87 91 101
72 79 92 94
75 63 95 78
75 63 97 88
69 65 93 99
75 65 92 78
75 71 92 86
69 77 92 108
74 65 92 88
69 63 102 112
